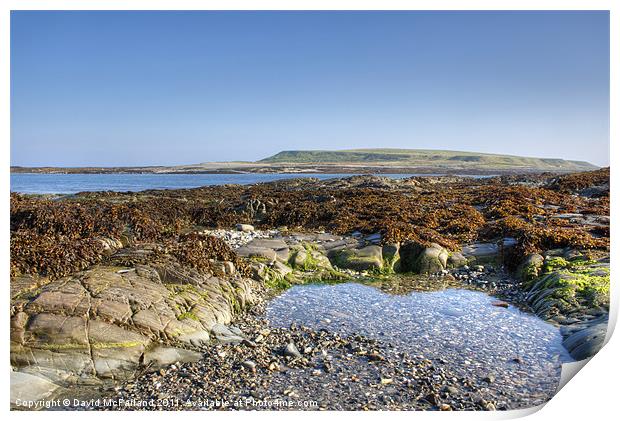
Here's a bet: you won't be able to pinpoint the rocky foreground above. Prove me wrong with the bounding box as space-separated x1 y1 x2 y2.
10 168 610 410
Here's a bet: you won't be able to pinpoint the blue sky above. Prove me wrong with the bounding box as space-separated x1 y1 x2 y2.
11 11 609 166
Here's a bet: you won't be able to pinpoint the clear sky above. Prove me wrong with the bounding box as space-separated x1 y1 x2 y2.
11 11 609 167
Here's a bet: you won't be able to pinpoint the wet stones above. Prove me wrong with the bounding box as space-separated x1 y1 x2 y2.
100 308 503 411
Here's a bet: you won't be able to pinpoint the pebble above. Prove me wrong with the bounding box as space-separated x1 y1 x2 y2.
283 342 302 358
491 300 509 308
483 374 496 384
241 360 256 372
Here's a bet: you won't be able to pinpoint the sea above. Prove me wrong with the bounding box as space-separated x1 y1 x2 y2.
10 172 489 195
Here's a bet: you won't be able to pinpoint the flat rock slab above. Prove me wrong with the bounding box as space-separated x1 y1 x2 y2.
11 371 60 404
143 346 203 368
241 239 290 262
563 320 608 360
11 262 259 385
322 239 360 251
462 243 499 257
211 323 245 344
246 238 288 250
235 246 278 263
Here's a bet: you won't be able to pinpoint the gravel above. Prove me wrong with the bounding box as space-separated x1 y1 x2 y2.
71 301 510 411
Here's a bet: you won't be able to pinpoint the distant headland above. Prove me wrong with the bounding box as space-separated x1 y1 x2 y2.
10 148 598 175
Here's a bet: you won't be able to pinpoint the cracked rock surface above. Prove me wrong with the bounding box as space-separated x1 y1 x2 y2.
10 256 260 394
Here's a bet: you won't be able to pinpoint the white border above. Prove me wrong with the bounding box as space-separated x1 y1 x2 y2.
2 2 616 421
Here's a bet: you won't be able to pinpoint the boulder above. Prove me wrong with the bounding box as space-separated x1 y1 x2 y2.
399 242 448 274
447 252 468 268
330 245 383 271
516 253 544 282
290 248 309 268
272 261 293 278
235 224 255 232
210 323 245 344
290 247 333 271
382 243 400 271
235 246 277 263
415 244 449 274
242 239 290 262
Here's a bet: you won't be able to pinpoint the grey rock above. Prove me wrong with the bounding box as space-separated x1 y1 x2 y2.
143 347 202 368
242 360 257 372
283 342 302 358
245 239 290 262
365 233 382 244
11 371 60 405
235 224 255 232
211 323 245 344
461 243 499 264
563 320 608 360
272 260 293 277
235 246 278 263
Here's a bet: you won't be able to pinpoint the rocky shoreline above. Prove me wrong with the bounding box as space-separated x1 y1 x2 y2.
10 169 610 410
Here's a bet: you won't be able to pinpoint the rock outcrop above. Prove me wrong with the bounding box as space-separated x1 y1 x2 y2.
10 257 261 391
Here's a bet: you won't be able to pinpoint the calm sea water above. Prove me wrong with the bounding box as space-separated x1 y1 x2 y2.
10 172 480 194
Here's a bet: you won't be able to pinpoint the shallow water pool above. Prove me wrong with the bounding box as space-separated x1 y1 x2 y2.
266 282 573 407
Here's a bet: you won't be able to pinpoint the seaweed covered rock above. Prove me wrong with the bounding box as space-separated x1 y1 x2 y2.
381 243 401 272
289 245 333 271
525 257 609 319
10 167 609 282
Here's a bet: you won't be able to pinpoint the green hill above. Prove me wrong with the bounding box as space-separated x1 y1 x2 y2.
259 149 597 172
